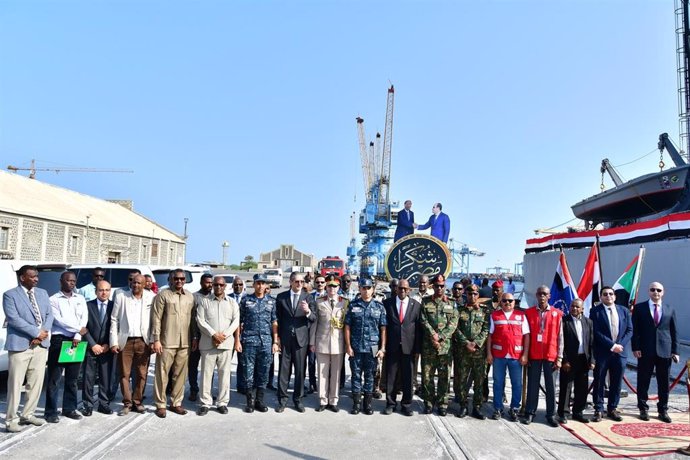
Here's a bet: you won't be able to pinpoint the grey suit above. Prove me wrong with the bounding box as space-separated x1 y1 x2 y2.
3 285 53 427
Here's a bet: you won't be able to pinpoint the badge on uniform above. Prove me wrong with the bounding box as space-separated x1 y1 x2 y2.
351 307 362 313
537 334 543 342
552 311 557 317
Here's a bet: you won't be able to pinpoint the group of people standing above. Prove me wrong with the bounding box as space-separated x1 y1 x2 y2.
2 264 679 433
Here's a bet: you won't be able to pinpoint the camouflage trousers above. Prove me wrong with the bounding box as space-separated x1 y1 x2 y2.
421 352 452 409
457 355 487 409
241 343 272 390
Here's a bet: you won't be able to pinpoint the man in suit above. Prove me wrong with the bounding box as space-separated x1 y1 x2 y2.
3 265 54 432
632 281 679 423
383 278 421 416
275 272 316 412
151 268 196 418
414 202 451 243
81 280 115 416
188 274 213 402
557 298 594 424
590 285 633 422
110 274 155 416
394 200 415 242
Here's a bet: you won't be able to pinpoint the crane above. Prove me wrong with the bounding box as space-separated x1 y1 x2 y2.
346 212 359 274
7 159 134 179
448 238 485 276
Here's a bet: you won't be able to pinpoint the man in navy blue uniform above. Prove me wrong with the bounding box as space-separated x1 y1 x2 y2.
394 200 415 242
344 278 387 415
414 202 451 243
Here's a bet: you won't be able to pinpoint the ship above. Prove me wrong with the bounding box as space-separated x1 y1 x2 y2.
523 1 690 343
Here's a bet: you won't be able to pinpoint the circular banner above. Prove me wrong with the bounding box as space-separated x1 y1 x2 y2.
384 234 451 286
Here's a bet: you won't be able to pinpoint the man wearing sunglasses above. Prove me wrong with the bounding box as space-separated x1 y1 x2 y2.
590 286 632 423
632 282 678 423
420 275 459 416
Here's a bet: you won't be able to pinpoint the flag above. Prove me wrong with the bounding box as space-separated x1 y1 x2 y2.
613 247 646 308
577 243 601 316
550 251 577 313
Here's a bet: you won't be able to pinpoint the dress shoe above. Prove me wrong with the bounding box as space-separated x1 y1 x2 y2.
573 413 590 424
118 407 131 416
217 406 228 414
327 404 339 413
521 414 534 425
315 405 326 412
168 405 188 415
639 409 649 421
188 391 198 402
81 408 93 417
383 406 394 415
556 414 567 424
97 406 113 415
133 405 146 414
508 408 518 422
607 409 623 422
45 415 59 424
456 406 468 418
659 412 672 423
275 405 285 413
197 406 209 416
6 422 22 433
471 408 486 420
294 403 305 413
546 416 559 427
63 411 83 420
437 407 446 417
423 405 433 415
491 410 502 420
19 416 45 426
154 408 166 418
592 411 602 422
401 407 413 417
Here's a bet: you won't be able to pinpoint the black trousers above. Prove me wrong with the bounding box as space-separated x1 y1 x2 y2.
637 354 671 412
82 350 116 409
188 348 201 393
305 349 317 388
557 354 589 416
385 345 413 409
278 337 306 405
526 359 556 417
45 335 81 416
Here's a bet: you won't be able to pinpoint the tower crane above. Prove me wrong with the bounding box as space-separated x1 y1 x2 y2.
7 159 133 179
346 212 359 274
448 238 485 276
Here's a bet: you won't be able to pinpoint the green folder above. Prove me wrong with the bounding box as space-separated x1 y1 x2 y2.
58 340 87 363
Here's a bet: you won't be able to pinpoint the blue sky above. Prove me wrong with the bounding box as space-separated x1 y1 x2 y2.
0 0 680 272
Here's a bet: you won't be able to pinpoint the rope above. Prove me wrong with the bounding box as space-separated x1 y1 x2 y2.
621 364 688 401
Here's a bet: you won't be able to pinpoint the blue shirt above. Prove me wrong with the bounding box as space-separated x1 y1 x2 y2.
240 294 276 346
345 298 387 353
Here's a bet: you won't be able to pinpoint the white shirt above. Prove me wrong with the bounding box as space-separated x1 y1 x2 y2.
127 295 144 338
50 291 88 340
396 296 410 321
571 315 584 354
648 299 663 323
604 303 619 342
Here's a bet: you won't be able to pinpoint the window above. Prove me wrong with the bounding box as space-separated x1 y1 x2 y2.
0 227 8 250
69 235 79 256
151 242 159 257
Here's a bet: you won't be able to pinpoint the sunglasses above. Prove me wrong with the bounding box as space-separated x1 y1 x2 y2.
173 277 186 281
212 283 226 287
601 292 614 296
326 284 339 288
501 299 514 303
434 284 445 288
452 287 463 291
649 288 663 292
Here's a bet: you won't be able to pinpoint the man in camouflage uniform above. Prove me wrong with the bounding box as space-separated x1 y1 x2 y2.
451 280 466 402
454 284 490 419
420 275 458 416
238 275 278 413
344 278 387 415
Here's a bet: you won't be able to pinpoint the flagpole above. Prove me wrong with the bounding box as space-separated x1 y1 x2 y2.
630 245 646 308
596 234 603 287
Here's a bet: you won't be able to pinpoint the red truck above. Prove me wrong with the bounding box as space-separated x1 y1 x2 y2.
318 256 345 278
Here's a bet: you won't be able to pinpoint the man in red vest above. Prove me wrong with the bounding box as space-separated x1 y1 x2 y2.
522 285 563 427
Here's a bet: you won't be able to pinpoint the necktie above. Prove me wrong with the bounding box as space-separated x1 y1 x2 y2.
100 302 107 323
608 307 618 341
330 299 335 309
653 304 660 326
399 299 404 323
292 293 298 314
27 290 42 327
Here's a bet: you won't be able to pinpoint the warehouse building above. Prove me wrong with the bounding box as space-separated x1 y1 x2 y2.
259 244 315 272
0 170 185 264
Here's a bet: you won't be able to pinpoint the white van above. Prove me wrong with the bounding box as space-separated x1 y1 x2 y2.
263 268 283 288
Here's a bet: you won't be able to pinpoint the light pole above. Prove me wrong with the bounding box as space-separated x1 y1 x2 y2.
222 241 229 266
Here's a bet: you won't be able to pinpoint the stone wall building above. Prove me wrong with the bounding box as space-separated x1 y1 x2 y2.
259 244 315 272
0 171 185 264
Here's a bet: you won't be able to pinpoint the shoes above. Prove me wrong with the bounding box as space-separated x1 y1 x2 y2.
491 410 502 420
592 411 602 422
573 413 590 424
217 406 228 414
19 416 45 426
294 403 305 413
362 394 373 415
197 406 209 416
556 414 568 425
659 412 672 423
401 407 413 417
45 415 59 424
63 411 83 420
6 422 22 433
546 416 559 427
508 408 518 422
438 407 447 417
275 405 285 413
522 414 534 425
423 405 433 415
267 384 277 391
639 409 650 421
168 405 188 415
188 391 198 402
351 394 361 415
315 405 326 412
133 405 146 414
154 408 166 418
456 406 468 418
254 389 268 413
81 408 93 417
118 407 131 416
471 408 486 420
607 409 623 422
383 406 393 415
97 406 113 415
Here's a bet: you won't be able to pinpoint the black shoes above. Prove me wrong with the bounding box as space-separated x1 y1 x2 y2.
315 405 326 412
188 390 198 402
437 407 447 417
424 405 434 415
81 408 93 417
401 407 413 417
471 408 486 420
351 394 361 415
546 416 559 427
455 406 468 418
573 413 590 424
592 411 602 422
659 412 672 423
327 404 339 413
383 406 393 415
491 410 502 420
275 405 285 413
97 405 113 415
294 403 305 413
607 409 623 422
639 409 650 421
522 414 534 425
63 411 82 420
508 408 518 422
556 414 568 425
217 406 228 414
45 415 59 424
197 406 209 416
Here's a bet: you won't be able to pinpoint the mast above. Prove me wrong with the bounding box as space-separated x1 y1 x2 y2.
676 0 690 160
